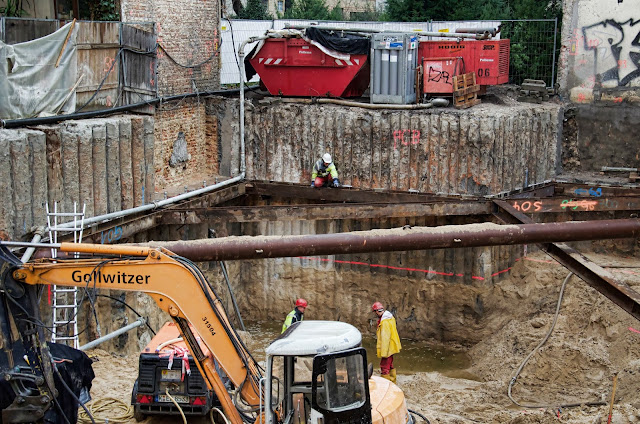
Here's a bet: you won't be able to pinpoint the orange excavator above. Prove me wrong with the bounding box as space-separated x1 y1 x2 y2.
0 242 411 424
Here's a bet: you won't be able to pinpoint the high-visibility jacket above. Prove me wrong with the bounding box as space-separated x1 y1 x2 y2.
311 159 338 180
376 311 401 358
282 308 303 333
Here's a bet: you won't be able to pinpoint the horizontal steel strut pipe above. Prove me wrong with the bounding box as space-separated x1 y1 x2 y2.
145 219 640 261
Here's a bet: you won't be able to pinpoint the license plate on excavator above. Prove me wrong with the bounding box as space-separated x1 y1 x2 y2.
157 394 189 403
161 369 181 381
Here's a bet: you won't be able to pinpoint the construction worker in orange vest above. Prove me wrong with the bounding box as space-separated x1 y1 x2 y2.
372 301 401 384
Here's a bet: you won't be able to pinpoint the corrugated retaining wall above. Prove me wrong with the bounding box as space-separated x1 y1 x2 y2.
0 115 154 239
239 101 562 194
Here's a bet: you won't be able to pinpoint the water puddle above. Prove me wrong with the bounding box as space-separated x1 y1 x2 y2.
242 321 478 380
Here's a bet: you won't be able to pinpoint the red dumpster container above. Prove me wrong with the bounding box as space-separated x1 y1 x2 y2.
249 37 370 97
418 39 510 88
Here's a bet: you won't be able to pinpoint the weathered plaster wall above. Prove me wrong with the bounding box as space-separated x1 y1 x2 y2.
558 0 640 104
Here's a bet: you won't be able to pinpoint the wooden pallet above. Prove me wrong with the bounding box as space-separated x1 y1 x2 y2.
453 72 481 109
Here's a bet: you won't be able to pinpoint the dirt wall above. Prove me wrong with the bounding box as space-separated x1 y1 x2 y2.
562 105 640 172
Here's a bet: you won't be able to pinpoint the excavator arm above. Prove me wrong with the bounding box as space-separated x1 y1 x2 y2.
0 242 262 424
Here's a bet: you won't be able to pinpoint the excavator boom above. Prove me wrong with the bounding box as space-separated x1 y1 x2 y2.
0 242 261 424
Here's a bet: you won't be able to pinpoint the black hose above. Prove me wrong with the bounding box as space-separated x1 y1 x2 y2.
1 88 243 129
408 408 431 424
53 363 95 424
507 272 607 409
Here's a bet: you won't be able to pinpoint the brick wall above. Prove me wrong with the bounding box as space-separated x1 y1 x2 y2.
121 0 221 96
154 99 219 191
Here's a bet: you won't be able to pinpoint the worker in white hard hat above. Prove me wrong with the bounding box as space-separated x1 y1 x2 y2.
311 153 339 188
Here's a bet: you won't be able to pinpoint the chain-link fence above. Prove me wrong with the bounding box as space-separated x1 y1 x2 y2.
497 19 558 87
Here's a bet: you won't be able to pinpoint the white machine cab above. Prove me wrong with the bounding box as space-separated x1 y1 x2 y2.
263 320 372 424
266 320 362 356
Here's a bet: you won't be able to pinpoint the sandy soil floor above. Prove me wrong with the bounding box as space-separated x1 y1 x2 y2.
85 250 640 424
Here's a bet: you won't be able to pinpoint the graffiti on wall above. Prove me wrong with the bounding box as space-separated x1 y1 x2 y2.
393 130 421 149
580 18 640 86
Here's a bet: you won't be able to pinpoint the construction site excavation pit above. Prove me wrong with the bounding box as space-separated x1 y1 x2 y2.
81 246 640 424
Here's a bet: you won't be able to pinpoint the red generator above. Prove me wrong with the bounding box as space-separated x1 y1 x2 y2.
418 39 510 95
249 37 370 97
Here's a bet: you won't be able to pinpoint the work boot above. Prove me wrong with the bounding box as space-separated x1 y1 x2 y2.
381 373 393 382
389 369 397 384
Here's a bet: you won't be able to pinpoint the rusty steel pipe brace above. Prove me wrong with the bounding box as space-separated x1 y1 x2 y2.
148 219 640 261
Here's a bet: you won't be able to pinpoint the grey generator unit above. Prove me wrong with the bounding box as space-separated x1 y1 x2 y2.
370 33 418 104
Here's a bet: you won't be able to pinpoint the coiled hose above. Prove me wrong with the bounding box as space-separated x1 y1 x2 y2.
408 408 431 424
507 271 606 409
77 397 133 424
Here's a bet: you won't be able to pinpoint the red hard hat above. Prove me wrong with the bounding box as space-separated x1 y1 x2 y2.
295 298 308 308
372 301 384 311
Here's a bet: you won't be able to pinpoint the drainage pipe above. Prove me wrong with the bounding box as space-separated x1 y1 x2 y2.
455 27 499 37
79 317 146 350
8 218 640 260
144 219 640 261
283 24 492 40
279 97 433 110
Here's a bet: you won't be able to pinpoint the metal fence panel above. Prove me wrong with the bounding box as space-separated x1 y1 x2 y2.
497 19 558 87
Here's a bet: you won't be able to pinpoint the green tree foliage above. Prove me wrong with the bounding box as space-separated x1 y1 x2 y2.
380 0 560 22
0 0 28 17
237 0 273 19
79 0 120 21
284 0 334 20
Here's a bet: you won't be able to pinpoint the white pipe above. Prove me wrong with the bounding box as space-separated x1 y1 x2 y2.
21 227 45 262
156 336 184 352
283 24 492 39
79 317 146 350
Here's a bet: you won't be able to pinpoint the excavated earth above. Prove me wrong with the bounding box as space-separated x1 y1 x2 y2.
86 249 640 423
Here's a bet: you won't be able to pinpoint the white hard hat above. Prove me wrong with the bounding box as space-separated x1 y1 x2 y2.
322 153 332 163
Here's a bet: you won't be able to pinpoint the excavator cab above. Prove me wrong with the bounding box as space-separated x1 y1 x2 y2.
263 321 371 424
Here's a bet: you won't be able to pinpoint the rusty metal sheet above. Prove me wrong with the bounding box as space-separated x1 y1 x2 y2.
160 201 492 224
492 199 640 322
506 196 640 213
246 181 466 203
554 183 640 198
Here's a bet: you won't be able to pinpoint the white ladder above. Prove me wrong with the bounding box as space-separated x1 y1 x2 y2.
47 202 86 349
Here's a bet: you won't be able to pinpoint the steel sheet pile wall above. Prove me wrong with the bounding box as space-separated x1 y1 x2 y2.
0 116 154 239
243 102 562 195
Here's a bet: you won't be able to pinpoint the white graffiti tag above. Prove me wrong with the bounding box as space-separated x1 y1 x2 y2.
582 19 640 86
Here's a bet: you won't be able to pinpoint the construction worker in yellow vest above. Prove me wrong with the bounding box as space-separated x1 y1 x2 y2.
372 301 401 384
282 298 308 333
311 153 339 188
